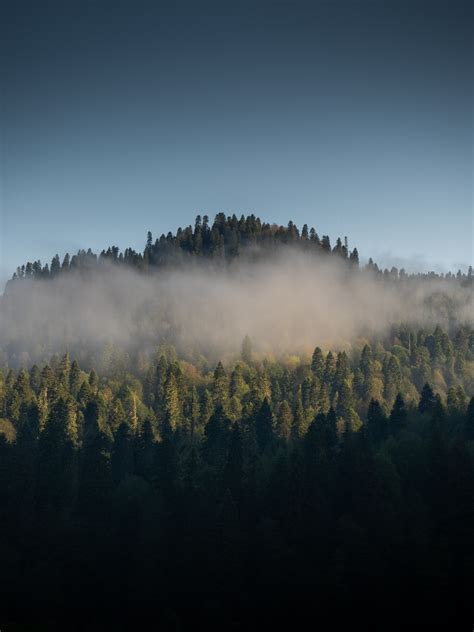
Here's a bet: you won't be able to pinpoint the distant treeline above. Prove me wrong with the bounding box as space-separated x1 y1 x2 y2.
8 213 473 282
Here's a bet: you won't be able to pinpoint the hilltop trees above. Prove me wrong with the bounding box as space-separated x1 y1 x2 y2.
10 214 367 282
10 213 473 290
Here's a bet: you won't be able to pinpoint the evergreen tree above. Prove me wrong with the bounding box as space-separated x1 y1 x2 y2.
213 362 229 410
418 383 437 415
255 398 274 453
365 399 387 443
323 351 336 390
58 352 71 388
154 355 168 414
230 363 248 400
29 365 42 394
203 406 230 470
189 386 201 437
78 399 113 516
333 352 351 394
311 347 324 380
163 374 180 434
125 388 139 434
383 355 401 404
390 393 407 434
69 359 83 396
37 387 49 433
292 392 307 440
275 400 293 441
89 369 99 392
201 389 214 426
37 395 78 510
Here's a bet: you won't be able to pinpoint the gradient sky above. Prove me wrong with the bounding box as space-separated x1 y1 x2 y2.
1 0 472 286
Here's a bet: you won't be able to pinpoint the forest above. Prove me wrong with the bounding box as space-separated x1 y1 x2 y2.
0 214 473 628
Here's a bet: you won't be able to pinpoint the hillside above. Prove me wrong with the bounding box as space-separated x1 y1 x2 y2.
0 214 473 627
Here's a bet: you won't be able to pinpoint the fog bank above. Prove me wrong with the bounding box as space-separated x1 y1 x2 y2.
0 251 472 364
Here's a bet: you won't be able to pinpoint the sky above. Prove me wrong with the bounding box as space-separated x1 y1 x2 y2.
1 0 472 287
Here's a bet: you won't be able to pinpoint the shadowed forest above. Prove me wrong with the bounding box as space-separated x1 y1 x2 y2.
0 215 473 628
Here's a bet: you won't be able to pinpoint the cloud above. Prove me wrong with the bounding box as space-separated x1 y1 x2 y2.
0 250 472 366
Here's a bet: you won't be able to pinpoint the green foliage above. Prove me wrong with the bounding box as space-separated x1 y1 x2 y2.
0 340 471 626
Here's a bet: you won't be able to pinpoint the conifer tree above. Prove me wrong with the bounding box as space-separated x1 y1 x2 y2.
40 365 55 389
201 389 214 426
213 362 229 410
366 399 387 443
318 382 331 415
275 400 293 441
255 398 274 453
230 363 248 400
390 393 407 434
418 383 437 415
109 399 127 433
336 380 356 427
203 406 230 470
78 399 113 516
189 386 201 437
154 355 168 413
302 375 317 411
69 359 83 396
292 392 307 440
164 374 180 433
58 352 71 388
29 365 42 394
383 355 402 404
323 351 336 390
311 346 324 381
333 352 351 394
89 369 99 392
37 387 49 433
124 388 139 434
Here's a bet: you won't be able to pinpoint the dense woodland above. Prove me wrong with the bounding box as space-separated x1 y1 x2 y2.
1 215 473 627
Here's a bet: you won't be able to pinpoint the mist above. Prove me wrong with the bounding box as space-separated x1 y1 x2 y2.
0 250 472 366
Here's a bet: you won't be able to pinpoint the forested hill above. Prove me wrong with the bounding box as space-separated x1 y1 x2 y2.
9 214 360 281
1 214 474 627
1 211 473 372
8 213 473 283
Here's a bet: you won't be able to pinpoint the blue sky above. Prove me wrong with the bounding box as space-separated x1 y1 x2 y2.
1 0 472 286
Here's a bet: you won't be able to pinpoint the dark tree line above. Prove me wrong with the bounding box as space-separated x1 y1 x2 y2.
8 213 473 283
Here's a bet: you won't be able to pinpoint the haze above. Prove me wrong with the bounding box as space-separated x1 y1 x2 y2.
1 252 471 367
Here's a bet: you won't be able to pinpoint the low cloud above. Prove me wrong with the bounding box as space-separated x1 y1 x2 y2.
0 250 472 366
